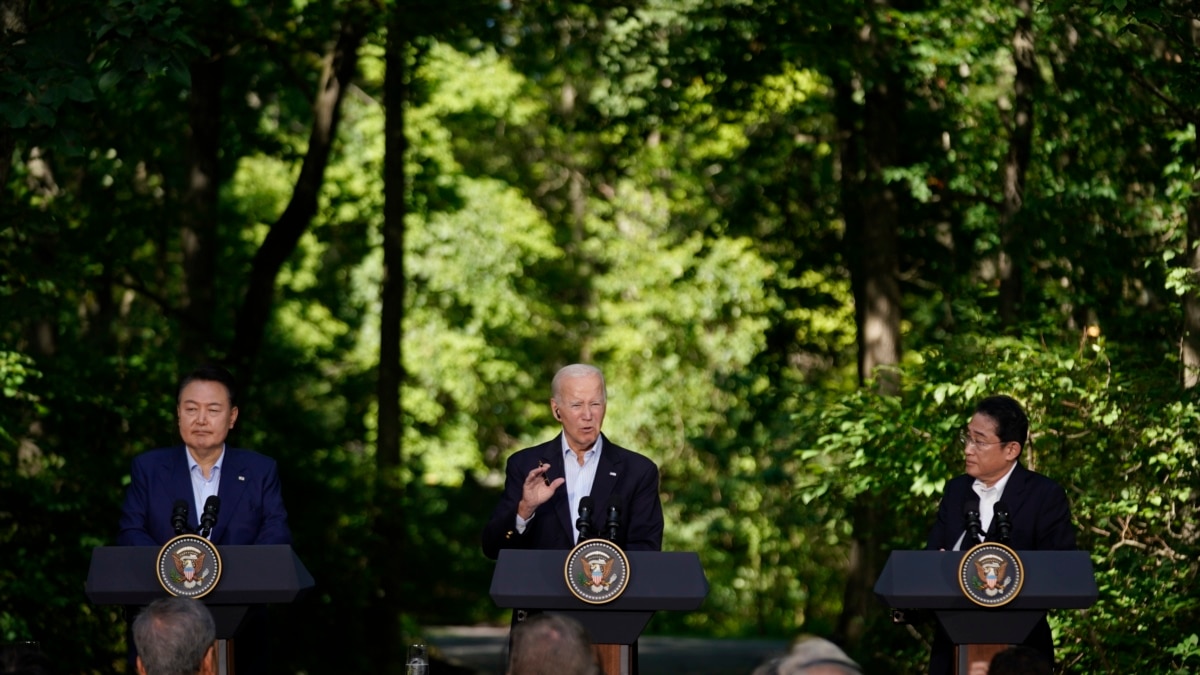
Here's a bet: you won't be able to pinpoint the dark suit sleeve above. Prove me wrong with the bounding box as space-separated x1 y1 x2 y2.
252 458 292 545
925 477 967 551
117 456 160 546
925 496 953 551
622 458 664 552
481 452 536 560
1029 479 1076 550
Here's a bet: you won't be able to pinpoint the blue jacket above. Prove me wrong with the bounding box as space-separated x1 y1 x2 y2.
117 446 292 546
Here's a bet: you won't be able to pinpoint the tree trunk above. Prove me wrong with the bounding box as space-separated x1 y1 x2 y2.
179 54 223 363
1183 194 1200 388
228 17 366 384
838 80 903 396
369 8 409 673
998 0 1036 323
1182 29 1200 388
833 68 903 654
0 0 29 190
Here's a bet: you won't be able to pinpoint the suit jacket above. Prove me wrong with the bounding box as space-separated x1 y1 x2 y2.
481 433 664 560
925 461 1075 674
117 446 292 546
925 462 1076 551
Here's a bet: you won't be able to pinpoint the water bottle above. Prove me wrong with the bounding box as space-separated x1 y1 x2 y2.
406 643 428 675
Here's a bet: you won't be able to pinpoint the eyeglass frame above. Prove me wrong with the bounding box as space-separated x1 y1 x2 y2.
957 430 1007 450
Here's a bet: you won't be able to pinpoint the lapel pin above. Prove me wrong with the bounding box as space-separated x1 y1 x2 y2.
238 476 246 481
609 471 617 476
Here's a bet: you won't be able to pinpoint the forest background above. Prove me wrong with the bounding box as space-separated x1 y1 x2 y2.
2 0 1198 673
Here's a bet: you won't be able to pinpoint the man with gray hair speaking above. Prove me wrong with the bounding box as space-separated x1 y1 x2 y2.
132 597 217 675
481 363 664 558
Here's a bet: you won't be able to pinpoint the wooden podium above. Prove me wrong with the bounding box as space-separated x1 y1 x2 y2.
874 550 1097 674
85 545 314 674
489 549 709 675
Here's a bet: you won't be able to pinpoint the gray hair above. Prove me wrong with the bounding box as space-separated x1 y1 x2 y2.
507 613 600 675
752 636 862 675
132 597 216 675
551 364 607 402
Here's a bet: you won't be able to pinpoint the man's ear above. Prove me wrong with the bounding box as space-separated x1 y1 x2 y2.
136 656 148 675
200 643 218 675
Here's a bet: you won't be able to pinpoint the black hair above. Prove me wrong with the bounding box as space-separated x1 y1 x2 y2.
973 395 1029 449
988 645 1052 675
177 364 238 407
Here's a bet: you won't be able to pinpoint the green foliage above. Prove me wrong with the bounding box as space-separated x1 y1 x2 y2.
4 0 1200 672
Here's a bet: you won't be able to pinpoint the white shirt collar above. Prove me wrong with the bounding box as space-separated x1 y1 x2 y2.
560 433 604 460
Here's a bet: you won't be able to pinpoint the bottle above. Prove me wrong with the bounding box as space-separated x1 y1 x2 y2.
406 643 428 675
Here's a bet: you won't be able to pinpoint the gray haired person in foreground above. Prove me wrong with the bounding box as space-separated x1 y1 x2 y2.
752 635 863 675
132 597 217 675
507 613 600 675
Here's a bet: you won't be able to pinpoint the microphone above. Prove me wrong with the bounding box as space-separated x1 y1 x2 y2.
604 495 622 542
993 500 1013 544
963 497 983 544
199 496 220 538
171 500 189 535
576 496 595 544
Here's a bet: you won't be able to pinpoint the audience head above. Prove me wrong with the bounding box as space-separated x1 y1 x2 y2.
132 597 217 675
752 636 862 675
507 612 599 675
988 645 1051 675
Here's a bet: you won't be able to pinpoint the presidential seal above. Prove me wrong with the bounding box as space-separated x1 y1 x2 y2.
564 539 630 605
157 534 222 599
959 541 1023 607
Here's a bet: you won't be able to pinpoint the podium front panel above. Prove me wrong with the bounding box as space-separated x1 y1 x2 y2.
85 545 315 606
874 550 1097 611
490 549 708 646
490 549 708 612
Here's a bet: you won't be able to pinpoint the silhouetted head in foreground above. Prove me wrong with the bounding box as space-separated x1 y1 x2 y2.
507 612 599 675
752 635 863 675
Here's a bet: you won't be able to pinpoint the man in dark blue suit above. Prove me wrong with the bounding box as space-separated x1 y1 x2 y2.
925 395 1076 675
118 364 290 675
482 363 663 559
118 365 291 546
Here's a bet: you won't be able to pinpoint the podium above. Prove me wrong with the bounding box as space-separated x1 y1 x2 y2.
874 550 1097 673
490 549 708 675
85 545 314 674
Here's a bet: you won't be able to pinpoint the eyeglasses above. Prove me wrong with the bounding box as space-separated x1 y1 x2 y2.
958 431 1004 450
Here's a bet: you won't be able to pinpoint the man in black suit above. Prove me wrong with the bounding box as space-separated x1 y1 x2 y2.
925 395 1076 674
482 363 663 559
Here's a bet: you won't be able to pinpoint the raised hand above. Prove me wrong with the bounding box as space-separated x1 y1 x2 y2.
517 462 564 519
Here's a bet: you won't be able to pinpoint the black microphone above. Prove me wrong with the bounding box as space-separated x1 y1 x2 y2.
993 500 1013 544
199 496 220 538
604 495 622 542
576 496 595 544
963 497 983 544
171 500 189 535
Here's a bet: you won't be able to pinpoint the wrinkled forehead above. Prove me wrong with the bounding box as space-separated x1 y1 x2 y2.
555 374 606 402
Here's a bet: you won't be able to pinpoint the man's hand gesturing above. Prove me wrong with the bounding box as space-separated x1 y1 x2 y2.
517 461 564 520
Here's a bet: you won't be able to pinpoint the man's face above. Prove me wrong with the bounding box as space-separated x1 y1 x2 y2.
551 374 607 453
963 412 1020 486
177 379 238 457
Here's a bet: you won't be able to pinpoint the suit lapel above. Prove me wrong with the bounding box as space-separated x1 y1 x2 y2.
545 438 573 542
589 436 623 530
164 447 197 530
987 462 1027 540
213 448 247 543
